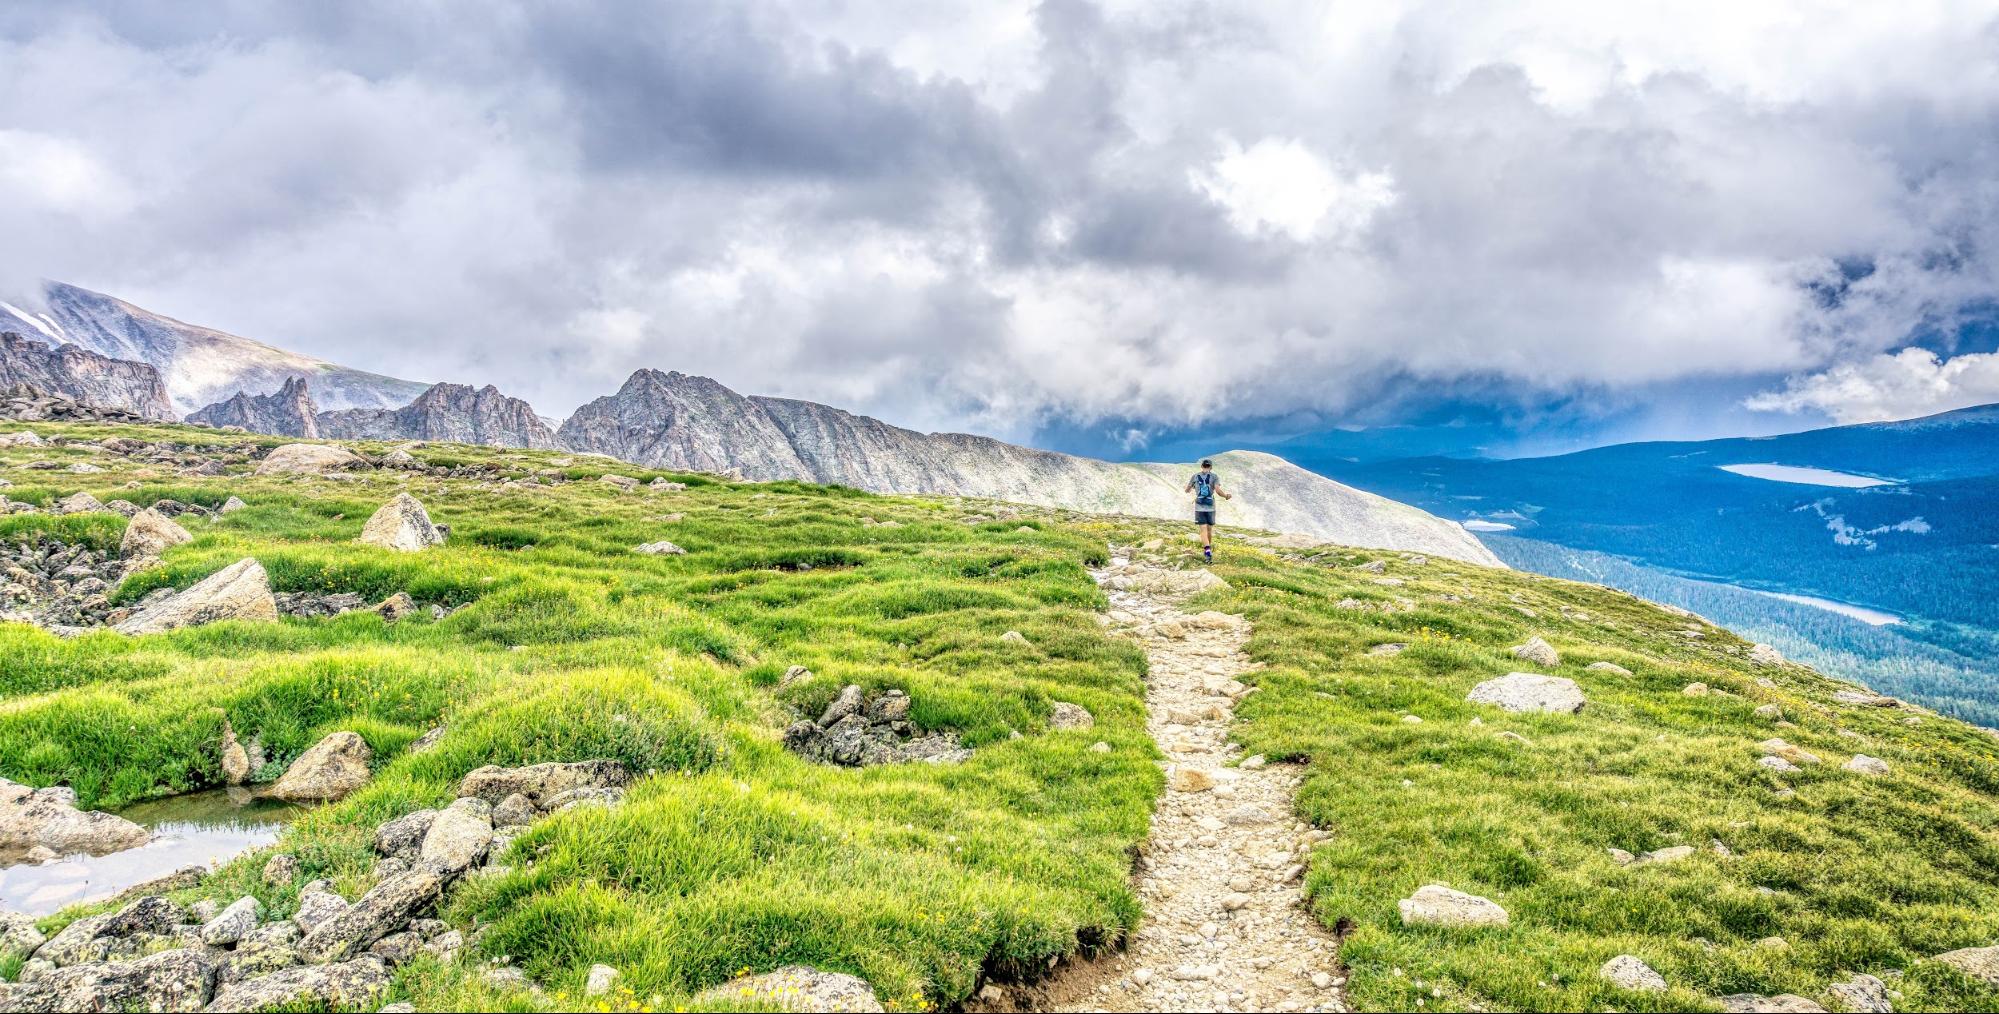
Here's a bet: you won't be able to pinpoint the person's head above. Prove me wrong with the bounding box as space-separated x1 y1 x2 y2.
1200 459 1213 471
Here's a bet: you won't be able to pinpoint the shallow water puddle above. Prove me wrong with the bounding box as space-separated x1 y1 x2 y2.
0 788 300 916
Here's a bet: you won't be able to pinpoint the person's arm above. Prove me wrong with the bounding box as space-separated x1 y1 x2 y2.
1184 478 1194 493
1220 482 1233 500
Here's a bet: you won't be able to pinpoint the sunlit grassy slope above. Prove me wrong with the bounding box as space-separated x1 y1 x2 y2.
4 420 1999 1012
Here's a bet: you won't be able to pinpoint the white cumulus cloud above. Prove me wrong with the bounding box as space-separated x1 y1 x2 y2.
1746 348 1999 423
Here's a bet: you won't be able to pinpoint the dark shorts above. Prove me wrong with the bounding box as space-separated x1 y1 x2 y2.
1194 509 1216 526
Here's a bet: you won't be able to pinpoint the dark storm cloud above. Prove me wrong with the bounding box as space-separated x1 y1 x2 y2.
4 1 1999 435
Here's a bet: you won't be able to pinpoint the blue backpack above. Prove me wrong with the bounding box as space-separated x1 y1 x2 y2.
1192 471 1218 507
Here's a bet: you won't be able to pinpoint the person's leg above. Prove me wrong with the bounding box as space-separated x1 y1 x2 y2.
1199 522 1214 560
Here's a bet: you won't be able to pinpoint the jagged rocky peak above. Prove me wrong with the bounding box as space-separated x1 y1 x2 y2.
0 330 176 421
317 382 562 450
187 376 320 438
556 369 809 479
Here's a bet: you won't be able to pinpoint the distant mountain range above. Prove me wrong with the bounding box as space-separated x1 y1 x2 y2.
1 282 426 415
1332 407 1999 724
0 283 1499 565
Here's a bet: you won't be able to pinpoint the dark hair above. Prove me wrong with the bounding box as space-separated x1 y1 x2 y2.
1200 459 1213 468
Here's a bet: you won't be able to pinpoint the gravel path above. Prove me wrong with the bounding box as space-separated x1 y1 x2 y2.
1030 550 1347 1013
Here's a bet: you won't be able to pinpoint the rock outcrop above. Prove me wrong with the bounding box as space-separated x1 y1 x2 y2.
114 557 279 635
782 686 970 766
0 331 175 421
559 369 1503 565
317 382 561 450
121 508 194 560
187 376 321 438
357 494 445 552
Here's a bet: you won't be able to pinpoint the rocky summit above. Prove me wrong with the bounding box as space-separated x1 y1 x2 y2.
187 375 322 438
0 332 174 422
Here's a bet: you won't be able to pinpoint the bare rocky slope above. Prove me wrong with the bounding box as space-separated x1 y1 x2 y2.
563 369 1502 565
1 282 427 415
0 331 175 421
316 382 561 449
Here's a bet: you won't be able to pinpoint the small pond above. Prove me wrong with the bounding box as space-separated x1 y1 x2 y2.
0 788 302 917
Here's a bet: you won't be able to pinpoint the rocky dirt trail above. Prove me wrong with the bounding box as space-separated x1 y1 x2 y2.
1015 547 1347 1013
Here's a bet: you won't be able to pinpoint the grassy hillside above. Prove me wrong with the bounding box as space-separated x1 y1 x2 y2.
4 419 1999 1012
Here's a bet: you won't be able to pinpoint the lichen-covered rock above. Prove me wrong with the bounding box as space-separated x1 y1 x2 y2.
418 798 493 873
114 558 278 635
1826 973 1892 1013
373 809 438 861
1049 702 1095 730
634 540 686 555
1720 994 1829 1013
693 965 885 1013
199 895 262 946
1466 673 1586 714
1398 884 1509 928
1936 945 1999 985
2 946 216 1012
267 731 373 803
297 866 448 964
1844 754 1891 776
457 760 633 806
0 911 45 959
205 955 391 1012
357 493 445 552
120 508 193 559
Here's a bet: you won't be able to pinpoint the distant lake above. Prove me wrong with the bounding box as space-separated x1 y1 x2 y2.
1742 588 1903 626
1717 463 1899 488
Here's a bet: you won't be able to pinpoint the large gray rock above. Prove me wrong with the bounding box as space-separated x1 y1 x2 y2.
357 493 445 552
199 896 262 946
692 965 884 1013
266 732 373 803
204 955 390 1012
253 443 369 477
1936 945 1999 985
114 558 279 635
1466 673 1586 714
0 777 150 858
1598 954 1666 992
187 377 321 439
121 508 193 559
0 946 216 1012
558 369 1504 565
456 760 633 806
373 809 438 861
296 866 447 963
1826 973 1892 1013
418 798 493 873
1397 884 1509 928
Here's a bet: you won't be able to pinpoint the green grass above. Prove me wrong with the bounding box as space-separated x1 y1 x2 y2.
6 421 1999 1012
1 423 1154 1011
1176 535 1999 1012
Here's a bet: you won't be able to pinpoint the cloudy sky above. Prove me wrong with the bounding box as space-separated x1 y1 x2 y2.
4 1 1998 457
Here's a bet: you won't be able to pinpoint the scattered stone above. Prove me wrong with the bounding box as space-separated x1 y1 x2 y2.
120 508 193 560
1844 754 1891 776
693 965 884 1013
419 798 494 872
585 963 620 997
1683 682 1710 696
200 896 263 946
1466 673 1586 714
1398 884 1509 928
1633 845 1695 866
1 911 46 958
1755 704 1783 721
1827 973 1892 1013
297 866 447 963
634 540 686 555
261 853 300 886
1746 643 1787 666
1758 755 1800 773
267 731 374 802
600 474 639 491
1833 690 1900 708
2 946 215 1011
1599 954 1666 992
458 760 633 806
1169 768 1216 793
1585 660 1633 676
1720 994 1829 1013
1049 701 1094 730
220 496 248 514
357 493 446 552
1510 636 1561 667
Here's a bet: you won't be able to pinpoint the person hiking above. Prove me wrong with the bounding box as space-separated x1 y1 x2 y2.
1185 458 1233 562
